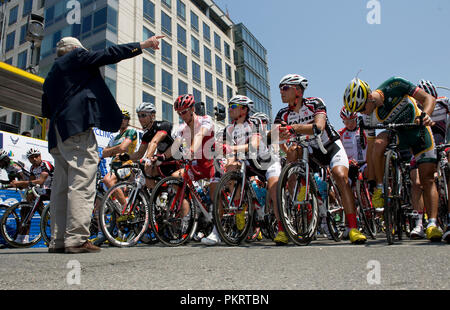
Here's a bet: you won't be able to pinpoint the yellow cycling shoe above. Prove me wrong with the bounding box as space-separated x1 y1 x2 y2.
349 228 367 244
235 203 248 231
274 231 289 245
372 188 384 209
425 225 443 242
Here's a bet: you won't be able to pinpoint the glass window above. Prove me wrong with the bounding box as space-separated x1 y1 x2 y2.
192 61 201 84
204 46 211 66
216 79 223 98
161 11 172 36
215 55 222 74
143 0 155 23
107 6 118 30
206 96 214 117
143 27 155 54
143 92 155 104
178 79 188 96
23 0 33 17
225 64 232 81
162 0 171 9
190 11 198 32
93 7 107 29
162 101 173 123
178 51 187 75
82 15 92 34
193 88 202 104
214 32 221 51
203 22 210 42
177 0 185 20
224 42 231 59
5 31 15 52
162 69 173 95
227 86 233 101
143 58 155 86
8 6 18 25
191 35 199 57
205 70 213 91
19 24 27 45
161 40 172 65
177 24 186 47
4 58 13 65
45 6 54 23
72 23 82 38
52 30 61 48
17 50 28 70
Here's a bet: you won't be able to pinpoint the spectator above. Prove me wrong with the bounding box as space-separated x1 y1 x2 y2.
41 35 164 254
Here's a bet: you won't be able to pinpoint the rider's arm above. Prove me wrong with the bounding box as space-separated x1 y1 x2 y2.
144 131 168 159
290 114 327 135
413 88 436 124
191 126 209 156
11 173 45 188
129 143 148 161
102 137 133 159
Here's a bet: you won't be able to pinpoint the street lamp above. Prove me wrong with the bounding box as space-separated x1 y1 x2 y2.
25 13 44 74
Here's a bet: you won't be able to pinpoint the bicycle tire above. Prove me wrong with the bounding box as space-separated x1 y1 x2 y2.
276 162 319 246
383 150 399 245
437 164 449 230
149 176 197 247
99 182 149 247
0 202 42 248
356 179 377 239
325 177 345 242
213 171 253 246
40 204 51 246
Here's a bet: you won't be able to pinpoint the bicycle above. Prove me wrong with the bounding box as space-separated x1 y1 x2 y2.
276 130 328 246
435 143 450 231
149 159 216 246
0 184 49 248
360 116 426 245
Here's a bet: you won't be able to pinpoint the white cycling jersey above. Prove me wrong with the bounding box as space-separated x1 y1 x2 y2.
338 127 367 163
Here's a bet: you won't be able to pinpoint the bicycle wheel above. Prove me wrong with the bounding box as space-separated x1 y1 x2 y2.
277 162 319 246
437 165 449 230
213 171 253 246
0 202 42 248
149 176 197 246
99 182 149 247
383 150 400 245
325 178 345 242
261 195 277 241
356 179 377 239
40 204 51 246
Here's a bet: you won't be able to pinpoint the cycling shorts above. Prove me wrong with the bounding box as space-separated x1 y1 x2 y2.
397 126 437 164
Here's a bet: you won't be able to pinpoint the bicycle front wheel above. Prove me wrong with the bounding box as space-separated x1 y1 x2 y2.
277 162 319 246
99 182 149 247
40 204 51 246
383 150 400 245
0 202 42 248
149 177 197 247
213 171 253 246
356 179 377 239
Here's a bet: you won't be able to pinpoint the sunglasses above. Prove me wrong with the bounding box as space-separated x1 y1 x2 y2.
280 85 294 92
228 104 242 110
138 113 149 118
178 109 190 116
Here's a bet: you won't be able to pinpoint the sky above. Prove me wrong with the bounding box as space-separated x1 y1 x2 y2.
214 0 450 129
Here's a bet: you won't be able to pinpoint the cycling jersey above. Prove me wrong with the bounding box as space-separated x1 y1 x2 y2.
4 160 26 181
141 120 174 154
338 127 367 163
363 77 436 164
30 160 54 189
419 96 449 145
107 127 138 154
274 97 340 149
172 115 215 180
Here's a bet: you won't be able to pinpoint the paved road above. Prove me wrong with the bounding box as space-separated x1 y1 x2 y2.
0 235 448 292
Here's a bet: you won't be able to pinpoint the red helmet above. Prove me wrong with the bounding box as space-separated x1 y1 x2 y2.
340 106 357 120
174 94 195 111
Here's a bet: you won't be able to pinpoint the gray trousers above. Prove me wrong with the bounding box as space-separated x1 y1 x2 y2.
49 128 99 248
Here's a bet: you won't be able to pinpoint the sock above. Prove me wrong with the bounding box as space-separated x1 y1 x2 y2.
427 218 437 228
346 213 358 229
277 221 284 232
416 211 423 228
376 184 383 193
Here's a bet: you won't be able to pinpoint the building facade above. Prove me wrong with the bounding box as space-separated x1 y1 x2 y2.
0 0 45 135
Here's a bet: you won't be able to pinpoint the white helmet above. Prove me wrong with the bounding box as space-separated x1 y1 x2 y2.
0 149 9 161
136 102 156 114
279 74 308 90
26 147 41 158
228 95 254 110
251 112 270 124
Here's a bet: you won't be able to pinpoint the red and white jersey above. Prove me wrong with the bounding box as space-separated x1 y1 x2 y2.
338 127 367 163
172 115 215 164
30 160 54 189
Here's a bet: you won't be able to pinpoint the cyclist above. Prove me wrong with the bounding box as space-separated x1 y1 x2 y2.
9 148 53 243
338 107 367 168
160 94 218 245
251 112 270 130
409 80 450 240
221 95 282 244
125 102 176 189
275 74 367 244
343 76 442 241
0 149 28 183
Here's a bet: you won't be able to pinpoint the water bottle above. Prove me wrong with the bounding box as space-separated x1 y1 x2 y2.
203 186 212 205
314 173 328 200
